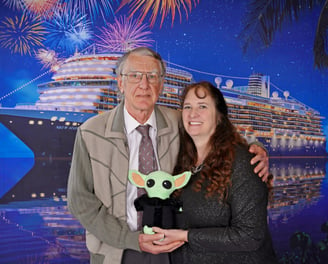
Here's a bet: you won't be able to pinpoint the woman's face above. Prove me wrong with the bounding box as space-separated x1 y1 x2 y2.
182 87 219 142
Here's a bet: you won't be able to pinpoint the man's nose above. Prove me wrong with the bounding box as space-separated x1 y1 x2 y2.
139 74 149 89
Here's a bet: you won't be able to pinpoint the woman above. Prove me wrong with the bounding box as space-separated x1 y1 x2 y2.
153 81 277 263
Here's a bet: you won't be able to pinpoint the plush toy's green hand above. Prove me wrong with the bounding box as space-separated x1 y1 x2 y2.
143 225 155 235
143 225 165 241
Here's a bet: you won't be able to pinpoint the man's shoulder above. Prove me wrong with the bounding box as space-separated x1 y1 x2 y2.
157 105 180 119
80 109 115 130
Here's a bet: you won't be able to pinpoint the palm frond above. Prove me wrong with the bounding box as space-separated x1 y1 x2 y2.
313 0 328 69
239 0 323 54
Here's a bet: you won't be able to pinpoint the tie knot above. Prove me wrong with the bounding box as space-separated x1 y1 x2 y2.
136 125 150 137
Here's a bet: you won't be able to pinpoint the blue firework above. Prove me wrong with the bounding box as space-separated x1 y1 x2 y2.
63 0 116 22
44 6 93 55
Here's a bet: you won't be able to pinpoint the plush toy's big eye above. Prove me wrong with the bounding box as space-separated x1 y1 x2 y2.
162 180 172 189
147 179 155 188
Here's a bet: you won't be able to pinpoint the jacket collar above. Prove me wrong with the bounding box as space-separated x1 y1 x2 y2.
104 101 171 138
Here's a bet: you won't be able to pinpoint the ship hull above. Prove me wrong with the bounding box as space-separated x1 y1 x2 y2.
0 108 95 159
1 108 326 160
256 137 327 157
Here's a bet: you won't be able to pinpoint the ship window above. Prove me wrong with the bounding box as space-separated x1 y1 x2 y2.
50 116 58 121
29 120 35 125
37 121 43 125
59 117 66 122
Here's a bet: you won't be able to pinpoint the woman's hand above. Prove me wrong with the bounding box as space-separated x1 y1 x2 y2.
138 231 184 254
151 227 188 245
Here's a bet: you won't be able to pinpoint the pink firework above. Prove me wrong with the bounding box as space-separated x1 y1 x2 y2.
96 16 154 52
35 48 63 70
117 0 199 28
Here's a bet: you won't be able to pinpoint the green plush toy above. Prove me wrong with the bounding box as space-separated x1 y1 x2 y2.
128 170 191 234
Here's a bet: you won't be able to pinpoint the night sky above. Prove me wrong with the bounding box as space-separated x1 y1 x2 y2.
0 1 327 140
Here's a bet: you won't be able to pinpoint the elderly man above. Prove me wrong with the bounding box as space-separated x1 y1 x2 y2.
67 47 269 264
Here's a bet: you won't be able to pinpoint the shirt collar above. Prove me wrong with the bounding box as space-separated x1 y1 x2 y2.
124 106 157 135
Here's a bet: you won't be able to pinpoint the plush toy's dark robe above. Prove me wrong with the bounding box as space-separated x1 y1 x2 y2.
135 194 183 229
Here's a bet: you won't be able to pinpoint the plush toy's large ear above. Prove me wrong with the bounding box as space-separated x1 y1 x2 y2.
128 170 146 188
174 171 192 189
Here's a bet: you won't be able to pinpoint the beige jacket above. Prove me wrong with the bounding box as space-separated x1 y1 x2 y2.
67 102 181 263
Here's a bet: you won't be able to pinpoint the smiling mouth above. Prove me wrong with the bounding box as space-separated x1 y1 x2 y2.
189 121 202 125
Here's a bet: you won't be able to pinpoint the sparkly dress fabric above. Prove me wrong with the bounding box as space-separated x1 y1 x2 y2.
170 145 278 264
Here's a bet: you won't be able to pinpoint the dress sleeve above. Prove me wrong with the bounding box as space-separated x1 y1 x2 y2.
187 146 269 253
67 128 140 251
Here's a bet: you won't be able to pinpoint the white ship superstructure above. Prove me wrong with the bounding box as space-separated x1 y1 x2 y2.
35 51 193 113
215 74 326 156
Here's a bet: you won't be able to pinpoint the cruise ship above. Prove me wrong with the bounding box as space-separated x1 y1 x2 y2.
0 49 192 160
0 49 327 202
215 74 327 157
1 56 326 160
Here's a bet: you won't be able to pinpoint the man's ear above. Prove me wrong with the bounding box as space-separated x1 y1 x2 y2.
117 76 124 94
128 170 146 188
174 171 191 189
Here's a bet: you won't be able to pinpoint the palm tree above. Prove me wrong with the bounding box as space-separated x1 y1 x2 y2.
239 0 328 69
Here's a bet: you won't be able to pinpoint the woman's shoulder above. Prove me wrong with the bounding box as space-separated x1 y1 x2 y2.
232 144 258 181
234 143 253 161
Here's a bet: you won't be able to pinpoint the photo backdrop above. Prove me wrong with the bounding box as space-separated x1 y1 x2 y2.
0 1 327 263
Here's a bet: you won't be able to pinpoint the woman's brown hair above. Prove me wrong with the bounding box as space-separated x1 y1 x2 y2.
174 81 248 200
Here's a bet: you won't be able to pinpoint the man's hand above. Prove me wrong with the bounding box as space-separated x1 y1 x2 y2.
138 232 184 254
249 144 269 182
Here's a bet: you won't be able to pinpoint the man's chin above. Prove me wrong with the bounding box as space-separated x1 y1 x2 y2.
135 101 155 110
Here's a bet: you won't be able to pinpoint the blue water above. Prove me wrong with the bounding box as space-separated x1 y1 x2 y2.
0 157 327 263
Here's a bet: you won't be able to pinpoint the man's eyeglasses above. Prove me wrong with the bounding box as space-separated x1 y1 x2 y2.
121 72 163 84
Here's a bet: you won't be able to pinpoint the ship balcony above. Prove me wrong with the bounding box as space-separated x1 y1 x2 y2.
39 93 104 101
53 72 115 80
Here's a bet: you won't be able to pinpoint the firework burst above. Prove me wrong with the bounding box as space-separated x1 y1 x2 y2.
2 0 25 11
35 48 63 70
96 16 154 52
23 0 58 18
0 13 46 55
117 0 199 28
65 0 116 22
44 6 93 55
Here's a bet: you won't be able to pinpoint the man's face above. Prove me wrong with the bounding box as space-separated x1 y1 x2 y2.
117 54 164 117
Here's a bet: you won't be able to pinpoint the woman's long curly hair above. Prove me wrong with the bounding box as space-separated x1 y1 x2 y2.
174 81 248 201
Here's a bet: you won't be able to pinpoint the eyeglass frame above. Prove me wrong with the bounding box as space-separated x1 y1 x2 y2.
120 71 164 84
